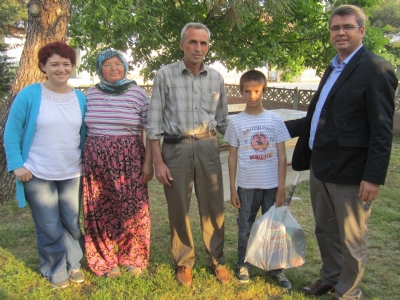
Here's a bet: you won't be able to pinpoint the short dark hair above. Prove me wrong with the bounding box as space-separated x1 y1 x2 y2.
38 42 76 73
328 5 366 28
240 70 267 93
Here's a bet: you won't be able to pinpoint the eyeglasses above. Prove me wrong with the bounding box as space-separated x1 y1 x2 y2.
329 25 361 32
102 63 124 69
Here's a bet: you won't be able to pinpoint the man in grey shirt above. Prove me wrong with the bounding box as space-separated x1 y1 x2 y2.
147 22 230 286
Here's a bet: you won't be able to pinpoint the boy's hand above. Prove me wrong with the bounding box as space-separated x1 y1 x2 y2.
274 188 286 207
230 190 241 208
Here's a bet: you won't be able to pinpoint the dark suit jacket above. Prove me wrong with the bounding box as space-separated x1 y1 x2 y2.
285 47 398 185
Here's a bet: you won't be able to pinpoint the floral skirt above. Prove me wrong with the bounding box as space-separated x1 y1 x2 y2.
82 135 150 276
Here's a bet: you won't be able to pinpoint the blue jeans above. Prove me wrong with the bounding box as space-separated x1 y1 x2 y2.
24 176 84 283
237 187 282 274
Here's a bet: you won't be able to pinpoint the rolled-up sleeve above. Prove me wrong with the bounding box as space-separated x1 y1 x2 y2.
215 76 229 135
147 72 165 140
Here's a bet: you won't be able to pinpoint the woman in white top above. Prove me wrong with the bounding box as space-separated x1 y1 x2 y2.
4 42 86 289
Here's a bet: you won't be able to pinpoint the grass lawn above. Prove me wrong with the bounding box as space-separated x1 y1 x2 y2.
0 133 399 299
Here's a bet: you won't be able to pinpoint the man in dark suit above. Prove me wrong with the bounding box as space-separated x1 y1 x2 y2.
285 5 398 300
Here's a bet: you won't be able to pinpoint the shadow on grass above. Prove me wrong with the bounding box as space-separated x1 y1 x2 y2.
0 133 399 299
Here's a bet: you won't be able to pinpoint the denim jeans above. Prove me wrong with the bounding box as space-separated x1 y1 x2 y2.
236 187 282 274
24 176 84 283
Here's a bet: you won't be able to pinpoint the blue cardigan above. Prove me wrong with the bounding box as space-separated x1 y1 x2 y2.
4 83 86 208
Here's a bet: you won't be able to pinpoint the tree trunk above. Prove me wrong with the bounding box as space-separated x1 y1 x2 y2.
0 0 72 203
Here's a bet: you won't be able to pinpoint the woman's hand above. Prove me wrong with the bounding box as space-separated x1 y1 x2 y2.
13 167 32 182
142 160 154 184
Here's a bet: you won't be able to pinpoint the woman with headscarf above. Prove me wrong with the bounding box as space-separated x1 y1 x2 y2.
83 49 153 277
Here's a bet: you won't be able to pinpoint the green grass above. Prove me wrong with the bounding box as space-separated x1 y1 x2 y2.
0 133 399 299
217 132 229 147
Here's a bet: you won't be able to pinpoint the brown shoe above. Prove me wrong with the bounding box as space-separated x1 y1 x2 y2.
176 266 192 286
214 268 231 284
301 279 335 296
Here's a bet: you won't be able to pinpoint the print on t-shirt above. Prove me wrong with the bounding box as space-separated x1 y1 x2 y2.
242 126 275 160
224 110 291 189
250 133 274 160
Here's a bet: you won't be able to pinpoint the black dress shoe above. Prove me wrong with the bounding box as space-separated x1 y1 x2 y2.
301 279 335 296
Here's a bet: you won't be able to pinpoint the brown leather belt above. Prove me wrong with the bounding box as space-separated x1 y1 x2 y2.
163 130 216 144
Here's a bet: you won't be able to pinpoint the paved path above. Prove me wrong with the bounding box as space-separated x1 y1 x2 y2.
220 138 309 202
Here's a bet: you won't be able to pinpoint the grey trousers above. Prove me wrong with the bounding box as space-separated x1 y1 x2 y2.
161 136 226 269
310 166 372 300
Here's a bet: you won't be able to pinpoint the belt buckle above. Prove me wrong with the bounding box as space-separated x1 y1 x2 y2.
189 135 196 141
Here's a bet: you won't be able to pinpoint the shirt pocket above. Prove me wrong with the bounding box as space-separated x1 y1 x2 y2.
200 92 220 113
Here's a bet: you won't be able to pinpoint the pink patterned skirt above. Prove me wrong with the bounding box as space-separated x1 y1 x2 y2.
82 135 150 276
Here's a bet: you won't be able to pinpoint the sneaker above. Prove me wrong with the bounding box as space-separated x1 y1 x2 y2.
69 269 85 283
176 266 192 286
271 272 292 290
50 278 69 289
235 266 250 283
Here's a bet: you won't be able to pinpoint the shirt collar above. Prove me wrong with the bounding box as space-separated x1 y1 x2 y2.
331 44 363 69
179 60 208 76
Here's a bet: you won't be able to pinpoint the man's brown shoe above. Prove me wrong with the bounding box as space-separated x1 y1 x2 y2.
176 266 192 286
301 279 335 296
214 268 231 284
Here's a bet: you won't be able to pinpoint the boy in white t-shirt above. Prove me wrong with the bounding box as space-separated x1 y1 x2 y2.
224 70 292 288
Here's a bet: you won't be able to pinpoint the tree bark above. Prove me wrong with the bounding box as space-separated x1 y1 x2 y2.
0 0 72 203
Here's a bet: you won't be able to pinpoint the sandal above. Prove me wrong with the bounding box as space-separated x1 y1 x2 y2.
104 267 121 278
124 266 142 276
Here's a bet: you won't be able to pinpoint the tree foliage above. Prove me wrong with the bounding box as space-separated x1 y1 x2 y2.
0 0 20 105
70 0 295 79
0 43 17 101
369 0 400 66
1 0 72 203
369 0 400 30
70 0 390 81
0 0 28 37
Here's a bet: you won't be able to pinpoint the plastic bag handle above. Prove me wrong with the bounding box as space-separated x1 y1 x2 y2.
285 172 302 205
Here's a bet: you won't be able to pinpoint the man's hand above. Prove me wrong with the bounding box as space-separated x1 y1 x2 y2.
359 180 380 202
154 161 173 186
13 167 32 182
230 189 241 208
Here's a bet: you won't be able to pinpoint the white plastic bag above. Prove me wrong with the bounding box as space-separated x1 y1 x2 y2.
244 205 305 271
